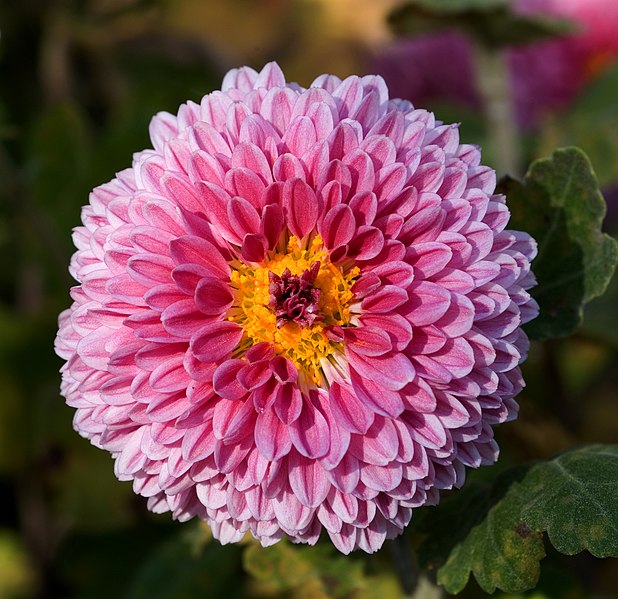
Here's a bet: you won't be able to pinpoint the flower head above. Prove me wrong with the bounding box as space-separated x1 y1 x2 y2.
55 62 537 553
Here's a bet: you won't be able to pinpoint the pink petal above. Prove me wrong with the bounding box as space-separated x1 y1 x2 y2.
350 371 405 418
348 416 399 466
362 285 408 313
347 350 416 391
288 452 330 508
329 382 374 434
404 281 451 326
212 397 256 443
169 236 230 278
343 326 392 357
213 359 248 400
255 408 292 461
283 178 318 239
191 321 244 363
227 196 261 239
195 277 234 315
319 204 356 250
241 233 268 263
261 202 284 249
288 394 330 459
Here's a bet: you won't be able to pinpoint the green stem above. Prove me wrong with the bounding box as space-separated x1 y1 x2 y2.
474 44 520 177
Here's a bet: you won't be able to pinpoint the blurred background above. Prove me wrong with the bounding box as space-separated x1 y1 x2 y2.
0 0 617 597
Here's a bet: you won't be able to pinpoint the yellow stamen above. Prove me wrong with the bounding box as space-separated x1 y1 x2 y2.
228 235 359 386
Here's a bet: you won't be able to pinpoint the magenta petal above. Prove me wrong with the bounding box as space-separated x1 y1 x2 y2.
252 378 278 415
272 488 313 531
144 284 186 311
227 196 261 239
255 408 292 461
361 462 403 492
404 281 451 326
283 178 319 239
319 203 356 250
273 153 306 181
237 360 272 390
161 173 203 212
348 192 377 228
359 313 412 351
403 412 447 450
149 359 187 393
212 397 255 443
348 416 399 466
273 384 302 424
270 356 298 384
288 452 330 508
347 350 416 391
261 202 285 249
172 264 211 296
214 437 252 473
347 226 384 260
343 326 392 357
212 359 247 400
170 236 230 278
190 149 226 187
284 116 317 156
241 233 268 263
288 393 330 459
350 372 405 418
127 254 174 287
361 285 408 313
369 261 415 287
181 425 216 462
329 382 374 434
227 164 269 206
327 453 361 494
191 321 243 363
351 272 381 298
195 277 234 315
162 299 213 338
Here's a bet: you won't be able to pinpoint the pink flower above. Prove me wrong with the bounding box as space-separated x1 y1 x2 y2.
55 62 537 554
511 0 618 125
375 0 618 127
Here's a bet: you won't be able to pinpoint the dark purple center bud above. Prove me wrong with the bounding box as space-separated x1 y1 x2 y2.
268 261 322 328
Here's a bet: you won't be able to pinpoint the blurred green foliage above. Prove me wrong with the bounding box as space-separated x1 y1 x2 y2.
0 0 617 598
389 0 573 49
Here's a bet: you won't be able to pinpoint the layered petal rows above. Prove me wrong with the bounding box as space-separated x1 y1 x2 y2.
55 62 537 553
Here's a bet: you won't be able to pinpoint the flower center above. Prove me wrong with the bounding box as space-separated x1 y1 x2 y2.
228 235 359 386
268 261 322 329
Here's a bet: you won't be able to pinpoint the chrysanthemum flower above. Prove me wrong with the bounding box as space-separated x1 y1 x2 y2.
55 62 537 553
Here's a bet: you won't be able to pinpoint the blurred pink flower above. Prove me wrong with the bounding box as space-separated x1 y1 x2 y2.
372 31 482 113
55 62 537 553
375 0 618 126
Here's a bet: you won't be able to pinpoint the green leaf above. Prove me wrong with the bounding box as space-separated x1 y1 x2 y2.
499 147 618 340
243 540 366 598
388 0 573 49
415 444 618 594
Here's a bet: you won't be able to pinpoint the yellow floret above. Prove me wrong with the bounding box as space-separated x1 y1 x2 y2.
227 235 358 386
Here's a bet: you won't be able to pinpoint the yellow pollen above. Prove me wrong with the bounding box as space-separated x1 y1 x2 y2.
227 235 359 386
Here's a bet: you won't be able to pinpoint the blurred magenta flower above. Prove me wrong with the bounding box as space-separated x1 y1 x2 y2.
55 62 537 553
375 0 618 126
